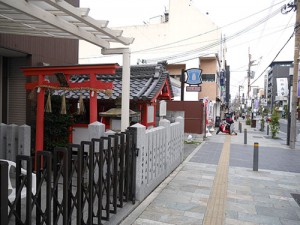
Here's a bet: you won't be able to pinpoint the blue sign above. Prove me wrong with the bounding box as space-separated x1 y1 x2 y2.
220 71 225 86
185 68 202 86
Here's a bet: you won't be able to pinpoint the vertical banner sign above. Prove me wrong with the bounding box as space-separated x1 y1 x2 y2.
185 68 202 92
220 71 225 86
276 78 288 96
298 77 300 97
204 97 209 125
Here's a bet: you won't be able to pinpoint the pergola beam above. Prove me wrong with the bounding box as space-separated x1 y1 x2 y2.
28 0 134 45
0 0 110 48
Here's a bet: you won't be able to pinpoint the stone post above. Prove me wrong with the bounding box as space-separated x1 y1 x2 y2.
176 116 185 162
88 121 105 140
6 124 18 162
0 123 7 159
18 125 31 156
159 119 171 174
130 123 146 201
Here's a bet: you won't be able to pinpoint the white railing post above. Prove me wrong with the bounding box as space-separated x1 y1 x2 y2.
130 123 146 201
7 124 18 162
176 116 185 162
18 125 31 156
0 123 7 159
88 121 105 140
159 119 171 174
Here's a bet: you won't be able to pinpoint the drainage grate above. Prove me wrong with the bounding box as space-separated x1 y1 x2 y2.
253 136 263 138
291 193 300 207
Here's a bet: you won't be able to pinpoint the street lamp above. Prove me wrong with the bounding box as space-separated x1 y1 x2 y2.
287 66 293 145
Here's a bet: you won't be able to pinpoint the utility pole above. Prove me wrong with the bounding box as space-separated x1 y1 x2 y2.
247 49 257 100
247 49 251 100
239 85 243 105
290 0 300 149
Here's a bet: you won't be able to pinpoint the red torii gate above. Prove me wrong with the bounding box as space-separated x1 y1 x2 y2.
23 64 118 156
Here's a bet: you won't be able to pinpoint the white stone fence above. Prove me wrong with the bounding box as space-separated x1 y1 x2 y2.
0 123 31 161
85 117 184 202
132 117 184 201
0 117 184 203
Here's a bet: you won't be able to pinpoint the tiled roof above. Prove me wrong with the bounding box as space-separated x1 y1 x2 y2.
54 64 174 101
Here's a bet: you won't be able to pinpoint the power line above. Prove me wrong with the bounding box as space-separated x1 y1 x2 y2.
145 6 285 63
250 30 295 85
79 0 285 61
132 0 287 54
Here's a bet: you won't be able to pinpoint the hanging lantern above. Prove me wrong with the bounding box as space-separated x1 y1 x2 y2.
45 91 52 113
60 94 67 114
77 94 85 115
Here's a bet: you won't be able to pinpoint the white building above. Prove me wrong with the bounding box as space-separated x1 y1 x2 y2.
79 0 223 103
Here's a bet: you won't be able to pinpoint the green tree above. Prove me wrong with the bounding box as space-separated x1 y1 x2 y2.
44 95 74 151
270 107 280 139
259 106 265 131
259 107 269 132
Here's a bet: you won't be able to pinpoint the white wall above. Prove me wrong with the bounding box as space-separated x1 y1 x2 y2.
79 0 221 69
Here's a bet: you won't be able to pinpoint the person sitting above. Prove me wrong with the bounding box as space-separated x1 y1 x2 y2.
225 115 234 127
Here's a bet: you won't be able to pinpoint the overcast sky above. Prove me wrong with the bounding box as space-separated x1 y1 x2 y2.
80 0 295 98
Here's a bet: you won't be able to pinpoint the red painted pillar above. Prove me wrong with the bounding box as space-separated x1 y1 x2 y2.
141 104 148 127
90 73 98 123
153 102 157 127
35 75 45 154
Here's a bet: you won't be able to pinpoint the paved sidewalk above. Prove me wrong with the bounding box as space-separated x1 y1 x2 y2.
120 119 300 225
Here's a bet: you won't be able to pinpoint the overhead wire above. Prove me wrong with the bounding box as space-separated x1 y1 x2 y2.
79 0 288 61
254 11 294 71
250 29 296 85
145 5 285 63
132 0 287 54
252 0 276 74
171 23 293 64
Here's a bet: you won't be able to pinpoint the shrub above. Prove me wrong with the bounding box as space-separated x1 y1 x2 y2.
44 95 74 151
270 108 280 138
259 107 268 132
246 118 251 125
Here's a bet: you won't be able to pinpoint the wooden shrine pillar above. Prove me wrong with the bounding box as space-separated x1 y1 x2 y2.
89 73 98 123
36 74 45 153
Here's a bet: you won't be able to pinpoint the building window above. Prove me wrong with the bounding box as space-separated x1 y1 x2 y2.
202 74 215 82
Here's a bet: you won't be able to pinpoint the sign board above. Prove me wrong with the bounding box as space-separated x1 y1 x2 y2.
185 68 202 85
159 100 167 117
186 86 201 92
147 105 154 123
276 78 288 96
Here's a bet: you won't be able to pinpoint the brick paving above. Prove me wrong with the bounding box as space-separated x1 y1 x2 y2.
121 119 300 225
203 136 230 225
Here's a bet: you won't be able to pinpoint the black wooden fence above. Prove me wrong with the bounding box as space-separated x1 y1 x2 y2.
0 128 138 225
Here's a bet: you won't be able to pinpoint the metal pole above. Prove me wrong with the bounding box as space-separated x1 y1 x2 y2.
244 129 247 144
290 0 300 149
247 49 251 99
287 74 293 145
121 49 131 131
267 125 269 135
101 48 131 132
253 142 259 171
181 69 185 101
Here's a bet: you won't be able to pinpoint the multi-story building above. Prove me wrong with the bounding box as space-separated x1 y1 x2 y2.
266 61 293 111
0 0 79 126
80 0 226 124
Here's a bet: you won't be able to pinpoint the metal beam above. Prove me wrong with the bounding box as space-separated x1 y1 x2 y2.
102 48 131 131
0 0 110 48
29 0 134 45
